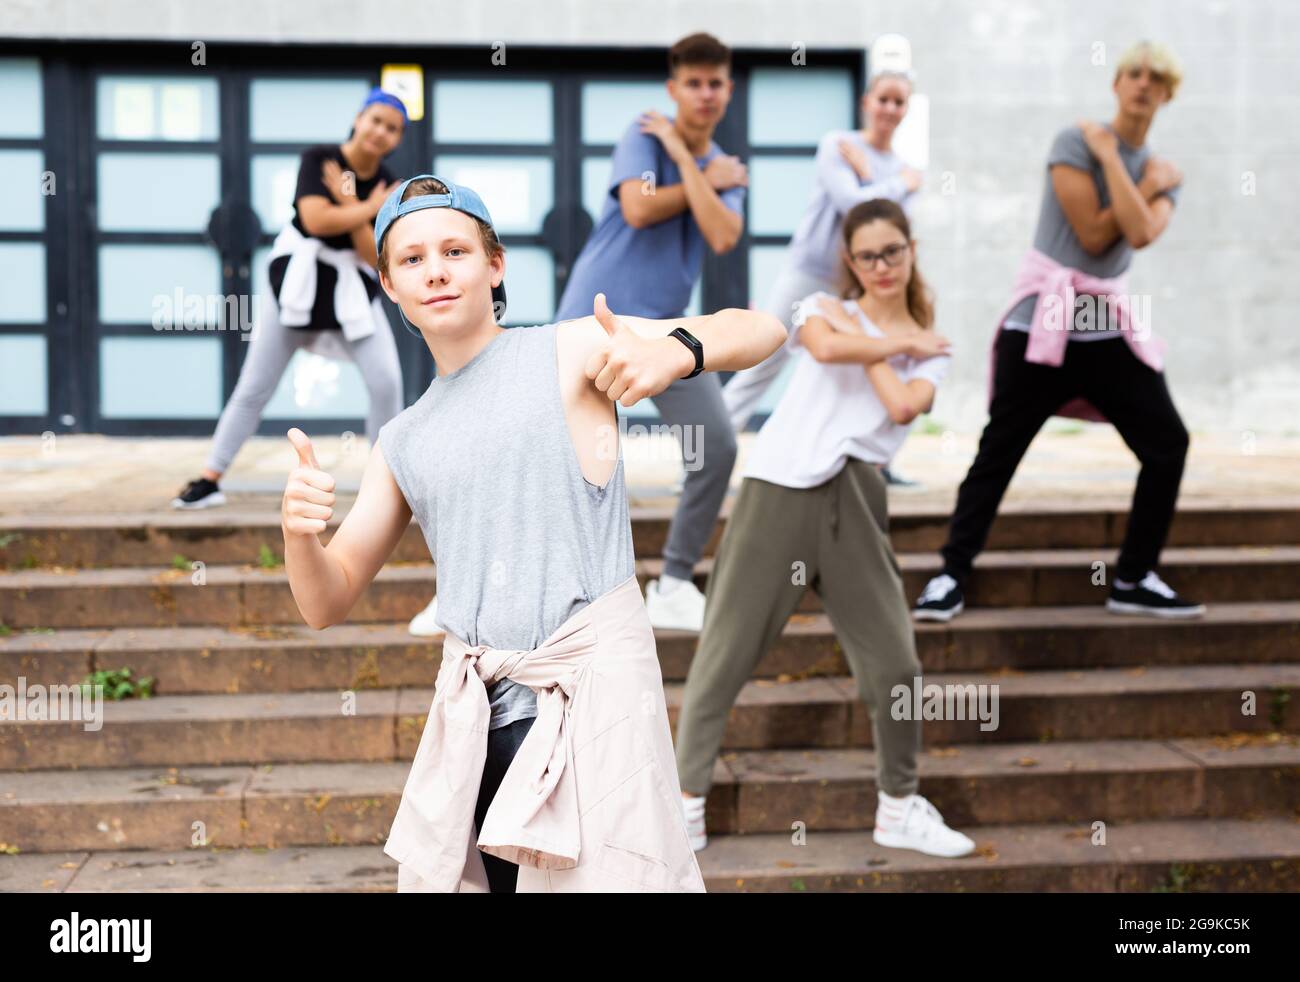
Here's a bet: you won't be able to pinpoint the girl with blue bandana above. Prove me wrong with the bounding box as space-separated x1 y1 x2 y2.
172 87 409 511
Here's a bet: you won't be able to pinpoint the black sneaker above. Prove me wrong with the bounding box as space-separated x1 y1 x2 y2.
1106 571 1205 619
171 477 226 510
913 573 964 622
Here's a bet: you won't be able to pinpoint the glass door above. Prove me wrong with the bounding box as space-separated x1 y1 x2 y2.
87 72 229 433
0 56 51 429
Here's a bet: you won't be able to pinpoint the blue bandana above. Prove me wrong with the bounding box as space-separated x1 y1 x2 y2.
360 86 409 123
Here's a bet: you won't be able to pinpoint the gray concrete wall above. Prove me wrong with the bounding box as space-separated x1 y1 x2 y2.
4 0 1298 433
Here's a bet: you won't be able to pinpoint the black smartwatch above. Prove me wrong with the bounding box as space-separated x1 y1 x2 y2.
669 326 704 379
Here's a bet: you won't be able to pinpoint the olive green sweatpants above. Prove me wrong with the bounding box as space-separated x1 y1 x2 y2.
674 458 922 798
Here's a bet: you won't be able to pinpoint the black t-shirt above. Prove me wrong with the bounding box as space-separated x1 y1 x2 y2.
275 144 395 330
290 144 396 250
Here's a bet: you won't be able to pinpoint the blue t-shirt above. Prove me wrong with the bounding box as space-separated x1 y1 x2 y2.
554 118 746 320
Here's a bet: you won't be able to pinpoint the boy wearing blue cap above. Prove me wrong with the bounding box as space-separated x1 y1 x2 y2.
278 173 786 892
553 32 748 633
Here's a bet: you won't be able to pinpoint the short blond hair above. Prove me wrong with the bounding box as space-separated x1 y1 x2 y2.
1114 40 1184 101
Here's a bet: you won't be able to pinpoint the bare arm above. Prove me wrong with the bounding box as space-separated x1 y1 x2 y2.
613 306 786 374
865 361 937 425
296 195 376 239
618 179 690 227
282 429 412 630
1051 166 1175 255
799 314 912 365
670 151 743 253
1097 152 1175 249
618 173 742 254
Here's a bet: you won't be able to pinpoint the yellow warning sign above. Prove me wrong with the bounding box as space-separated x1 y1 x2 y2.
381 64 424 122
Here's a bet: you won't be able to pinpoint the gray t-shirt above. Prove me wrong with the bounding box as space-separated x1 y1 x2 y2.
1004 123 1180 337
378 322 636 729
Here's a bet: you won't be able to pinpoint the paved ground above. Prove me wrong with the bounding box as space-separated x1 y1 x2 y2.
1 424 1297 515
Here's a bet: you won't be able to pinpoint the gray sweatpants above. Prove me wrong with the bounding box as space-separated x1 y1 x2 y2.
649 370 738 583
720 264 836 433
206 290 404 474
674 458 922 798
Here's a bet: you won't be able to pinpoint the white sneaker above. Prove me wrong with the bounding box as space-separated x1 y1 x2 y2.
872 792 975 858
408 594 443 637
645 576 706 632
682 794 707 851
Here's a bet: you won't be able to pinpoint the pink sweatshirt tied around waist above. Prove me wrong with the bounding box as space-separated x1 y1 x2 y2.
383 572 706 893
988 247 1167 423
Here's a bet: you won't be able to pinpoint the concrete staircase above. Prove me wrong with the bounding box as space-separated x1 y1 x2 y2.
2 500 1298 892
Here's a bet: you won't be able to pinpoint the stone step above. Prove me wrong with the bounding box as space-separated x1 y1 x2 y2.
1 737 1294 854
693 818 1300 892
3 546 1297 630
5 818 1297 892
4 602 1297 695
3 499 1298 570
3 665 1295 771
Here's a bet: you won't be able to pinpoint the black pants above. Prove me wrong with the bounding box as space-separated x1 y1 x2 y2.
941 329 1189 585
472 715 537 893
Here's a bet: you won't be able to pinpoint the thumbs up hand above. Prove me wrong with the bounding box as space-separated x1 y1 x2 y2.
585 293 696 406
282 428 336 537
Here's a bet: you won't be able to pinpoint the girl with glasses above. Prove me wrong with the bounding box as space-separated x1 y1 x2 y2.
675 198 975 860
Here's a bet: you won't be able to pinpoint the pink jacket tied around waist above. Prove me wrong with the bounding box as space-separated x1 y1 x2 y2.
383 572 706 893
989 247 1167 422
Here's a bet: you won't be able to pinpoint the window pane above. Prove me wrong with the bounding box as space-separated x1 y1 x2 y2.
263 350 370 420
0 334 47 414
0 58 42 138
0 243 46 322
581 81 674 145
748 244 788 309
99 244 222 325
434 81 552 144
749 68 853 147
96 76 219 141
745 243 799 417
747 156 817 236
250 78 369 144
433 155 553 235
100 336 222 418
98 152 220 232
251 153 301 233
500 246 553 326
0 150 45 231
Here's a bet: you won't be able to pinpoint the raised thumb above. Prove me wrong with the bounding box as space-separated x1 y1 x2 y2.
593 292 620 337
287 427 319 470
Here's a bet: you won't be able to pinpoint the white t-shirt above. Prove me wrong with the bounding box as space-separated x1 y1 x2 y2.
743 292 951 489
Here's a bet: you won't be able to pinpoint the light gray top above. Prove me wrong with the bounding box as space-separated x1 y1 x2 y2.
378 322 636 729
785 129 917 284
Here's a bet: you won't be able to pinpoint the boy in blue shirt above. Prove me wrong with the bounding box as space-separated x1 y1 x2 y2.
555 32 748 632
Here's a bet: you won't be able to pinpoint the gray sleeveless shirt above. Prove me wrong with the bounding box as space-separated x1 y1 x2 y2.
377 322 636 729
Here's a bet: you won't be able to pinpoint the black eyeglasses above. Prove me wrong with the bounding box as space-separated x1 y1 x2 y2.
849 243 909 270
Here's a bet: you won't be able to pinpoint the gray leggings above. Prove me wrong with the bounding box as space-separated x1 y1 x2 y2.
647 370 738 583
205 291 404 474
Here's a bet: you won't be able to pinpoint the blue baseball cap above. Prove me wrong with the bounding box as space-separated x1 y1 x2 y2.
374 173 506 337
